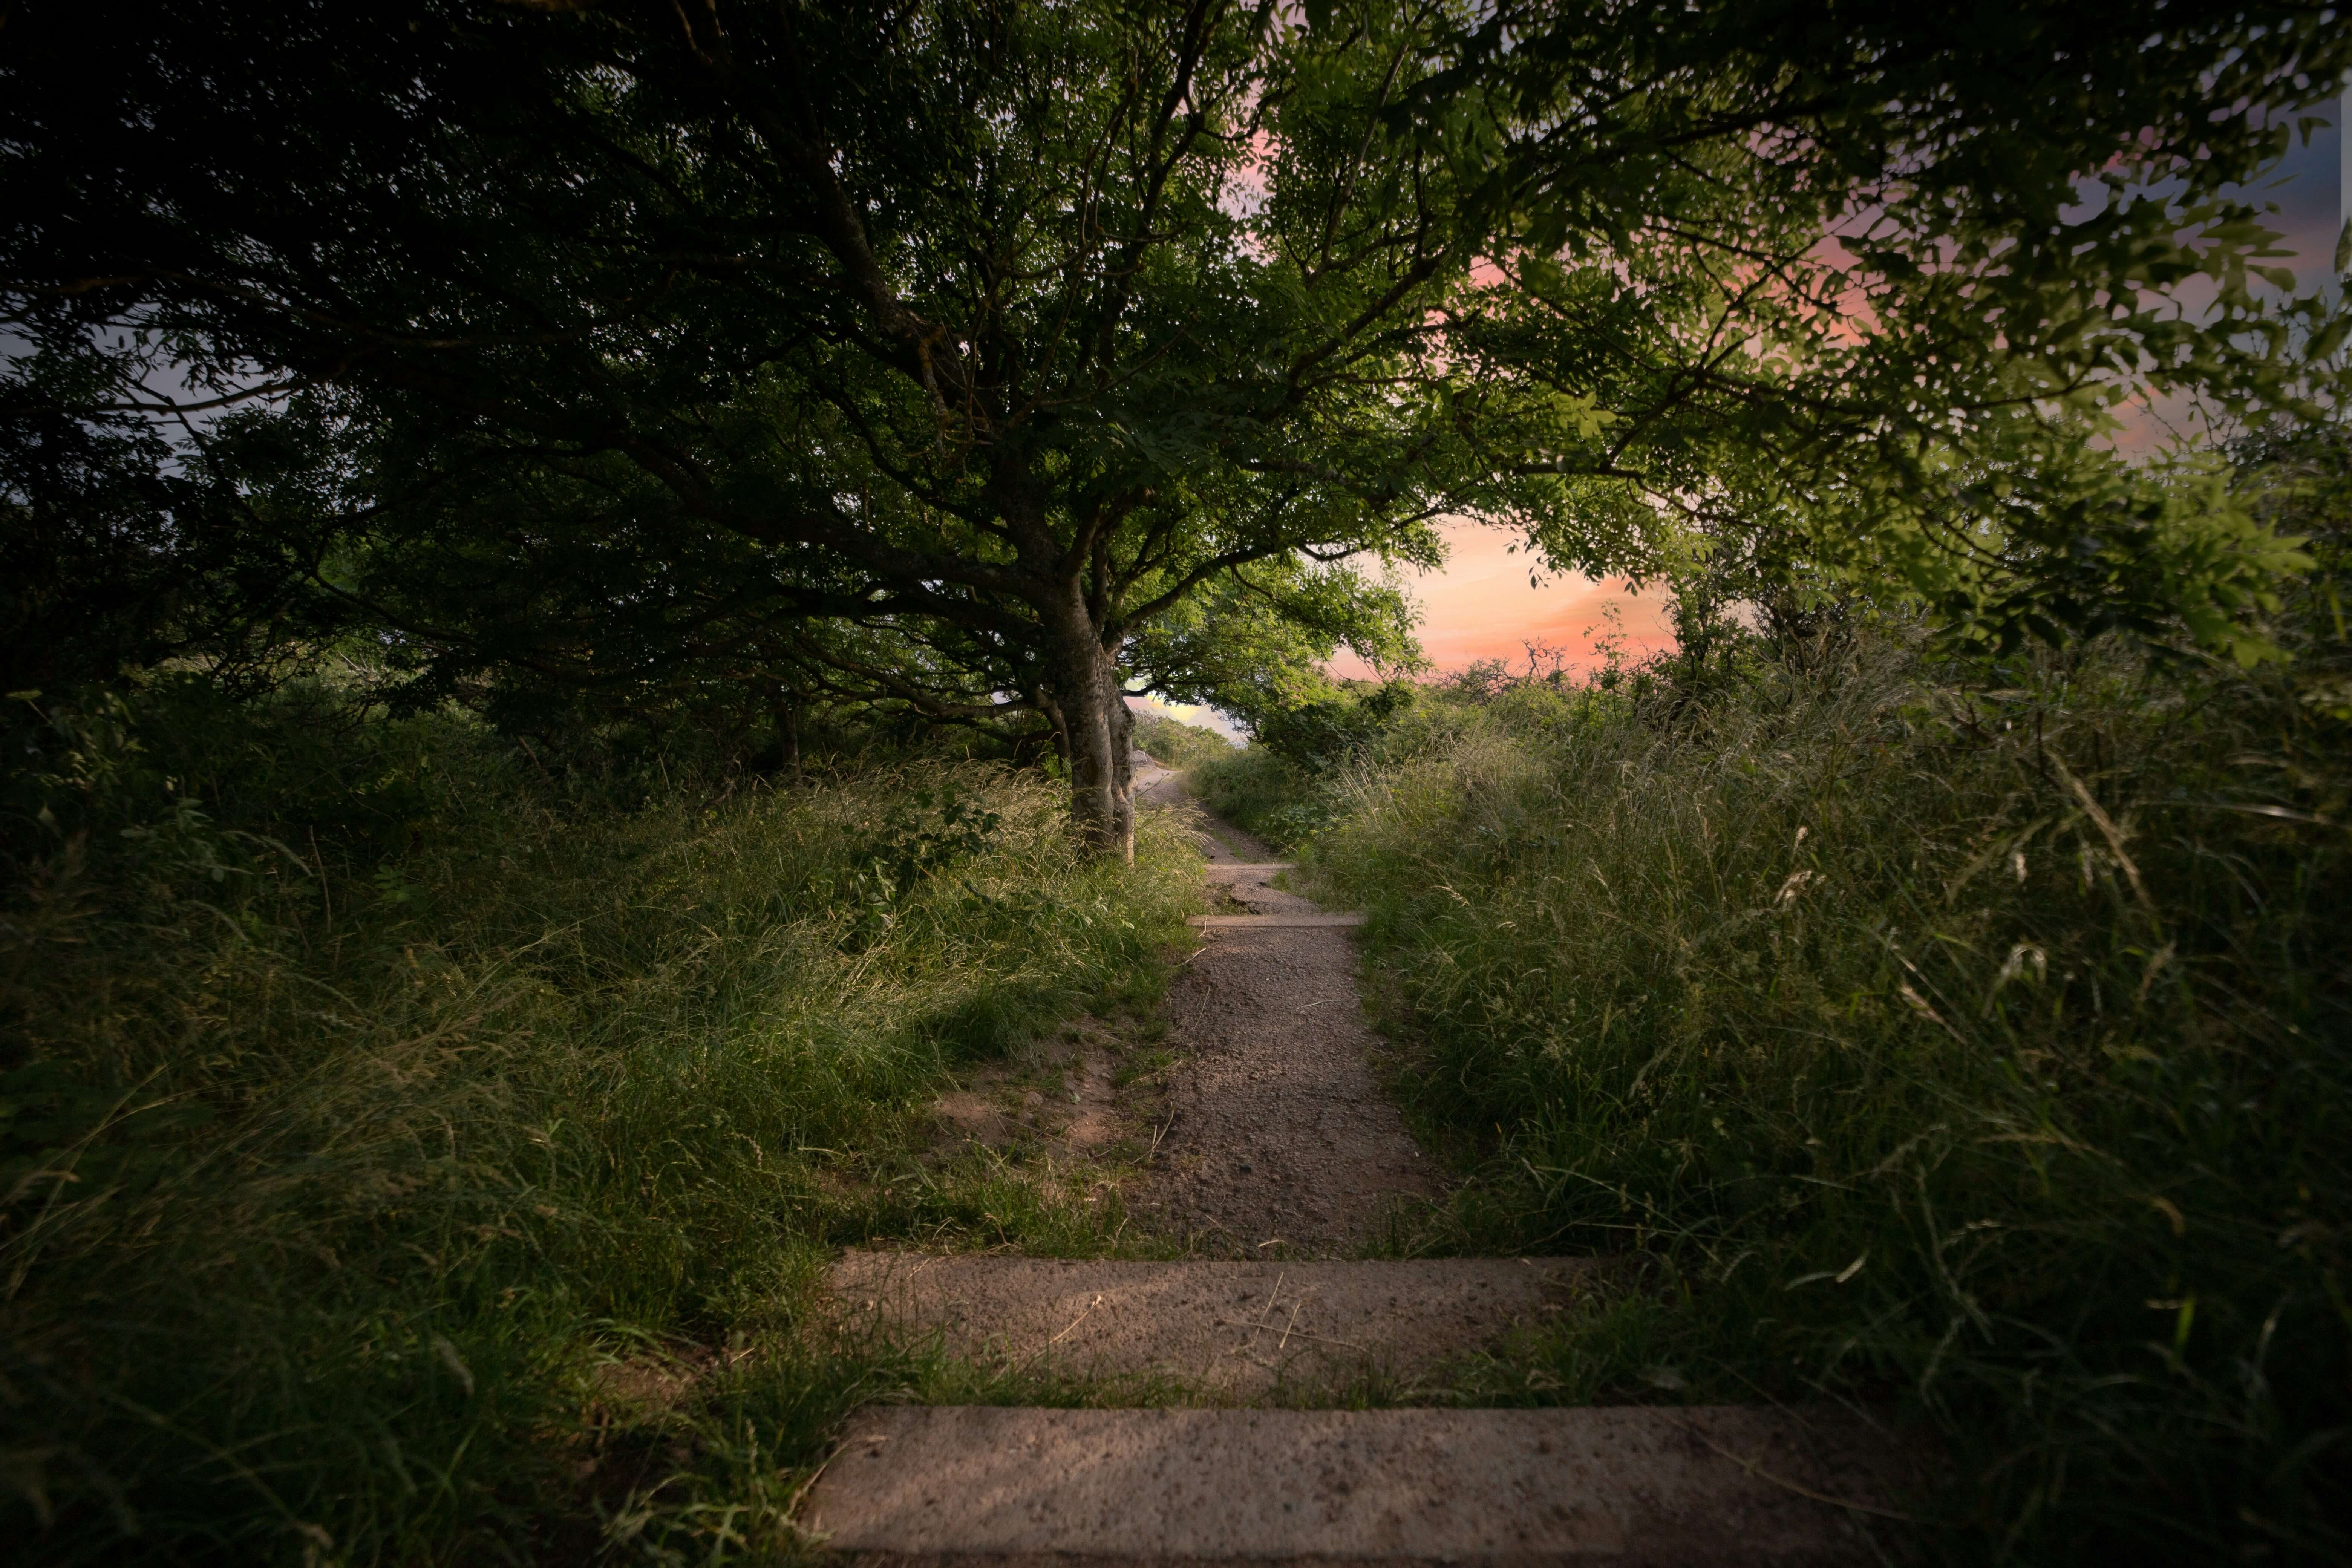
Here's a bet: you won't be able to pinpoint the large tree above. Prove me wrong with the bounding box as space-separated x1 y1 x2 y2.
6 0 2344 854
5 0 1501 859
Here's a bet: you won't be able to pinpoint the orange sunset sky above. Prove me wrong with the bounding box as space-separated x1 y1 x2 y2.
1139 525 1676 738
1323 524 1675 683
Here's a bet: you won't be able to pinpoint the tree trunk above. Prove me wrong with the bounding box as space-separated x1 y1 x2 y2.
1046 601 1135 864
770 691 801 775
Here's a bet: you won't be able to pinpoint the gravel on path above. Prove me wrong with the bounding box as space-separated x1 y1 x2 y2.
1132 760 1438 1253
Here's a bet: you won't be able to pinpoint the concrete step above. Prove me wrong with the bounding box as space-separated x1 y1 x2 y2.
800 1404 1913 1565
828 1255 1591 1396
1187 913 1366 928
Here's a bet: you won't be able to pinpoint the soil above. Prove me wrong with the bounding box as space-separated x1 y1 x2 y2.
827 1253 1596 1398
1129 760 1441 1254
908 757 1438 1252
929 1012 1145 1164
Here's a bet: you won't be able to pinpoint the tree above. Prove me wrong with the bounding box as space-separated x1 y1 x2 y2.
1405 0 2350 653
7 0 2344 859
5 0 1491 859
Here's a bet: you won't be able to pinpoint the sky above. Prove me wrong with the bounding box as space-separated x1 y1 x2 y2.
1324 531 1675 682
2109 90 2346 453
2236 91 2345 295
1147 87 2347 741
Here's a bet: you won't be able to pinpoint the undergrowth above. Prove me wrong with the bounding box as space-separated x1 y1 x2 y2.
1129 710 1234 771
1301 609 2350 1557
0 677 1197 1565
1195 746 1346 851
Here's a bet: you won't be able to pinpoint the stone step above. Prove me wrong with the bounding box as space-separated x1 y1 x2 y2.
828 1255 1591 1396
1187 913 1366 928
1203 862 1294 879
800 1404 1914 1565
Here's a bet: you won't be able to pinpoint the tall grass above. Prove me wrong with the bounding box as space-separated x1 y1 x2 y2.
0 678 1197 1564
1185 746 1300 847
1130 710 1235 770
1303 631 2349 1559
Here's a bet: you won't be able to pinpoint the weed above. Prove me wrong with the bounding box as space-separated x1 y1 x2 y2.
1307 627 2351 1560
0 680 1198 1563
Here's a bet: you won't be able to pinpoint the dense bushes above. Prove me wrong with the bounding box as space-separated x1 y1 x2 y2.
1188 681 1423 848
1129 709 1234 770
1187 744 1317 848
1300 603 2349 1556
0 678 1196 1564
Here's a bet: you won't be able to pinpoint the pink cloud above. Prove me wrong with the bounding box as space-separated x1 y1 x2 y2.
1329 519 1676 680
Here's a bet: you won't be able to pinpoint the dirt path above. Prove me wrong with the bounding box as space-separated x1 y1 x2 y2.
803 758 1925 1559
1130 759 1439 1253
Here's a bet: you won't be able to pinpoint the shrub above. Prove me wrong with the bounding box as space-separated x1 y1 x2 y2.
1130 710 1234 770
1308 620 2351 1559
0 678 1197 1564
1250 682 1419 776
1184 683 1431 851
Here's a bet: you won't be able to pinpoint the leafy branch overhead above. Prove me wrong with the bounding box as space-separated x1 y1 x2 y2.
3 0 2346 848
1400 0 2351 652
7 0 1511 856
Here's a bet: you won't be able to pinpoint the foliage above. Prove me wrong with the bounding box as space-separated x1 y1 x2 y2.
1187 746 1320 853
1252 681 1421 778
1186 678 1425 848
1301 437 2352 1559
0 679 1197 1564
1129 710 1233 771
2 0 1483 849
1415 1 2351 657
8 0 2347 835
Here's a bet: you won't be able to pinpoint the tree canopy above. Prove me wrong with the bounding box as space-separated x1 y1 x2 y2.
1418 0 2349 655
4 0 2344 852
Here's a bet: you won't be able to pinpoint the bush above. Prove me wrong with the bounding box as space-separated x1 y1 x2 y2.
1130 709 1234 770
0 677 1197 1564
1185 682 1428 851
1250 682 1419 776
1307 617 2351 1559
1182 746 1317 850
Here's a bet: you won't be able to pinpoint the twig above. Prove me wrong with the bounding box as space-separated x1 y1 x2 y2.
1213 1320 1366 1353
1048 1293 1107 1346
1248 1272 1288 1336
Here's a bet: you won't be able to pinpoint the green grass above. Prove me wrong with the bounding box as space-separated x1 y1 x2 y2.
1300 630 2350 1561
1130 710 1235 771
1187 746 1329 850
0 679 1200 1564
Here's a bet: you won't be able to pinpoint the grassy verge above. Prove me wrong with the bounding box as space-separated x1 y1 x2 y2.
1130 710 1235 771
1 679 1198 1564
1187 747 1325 850
1298 629 2349 1560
